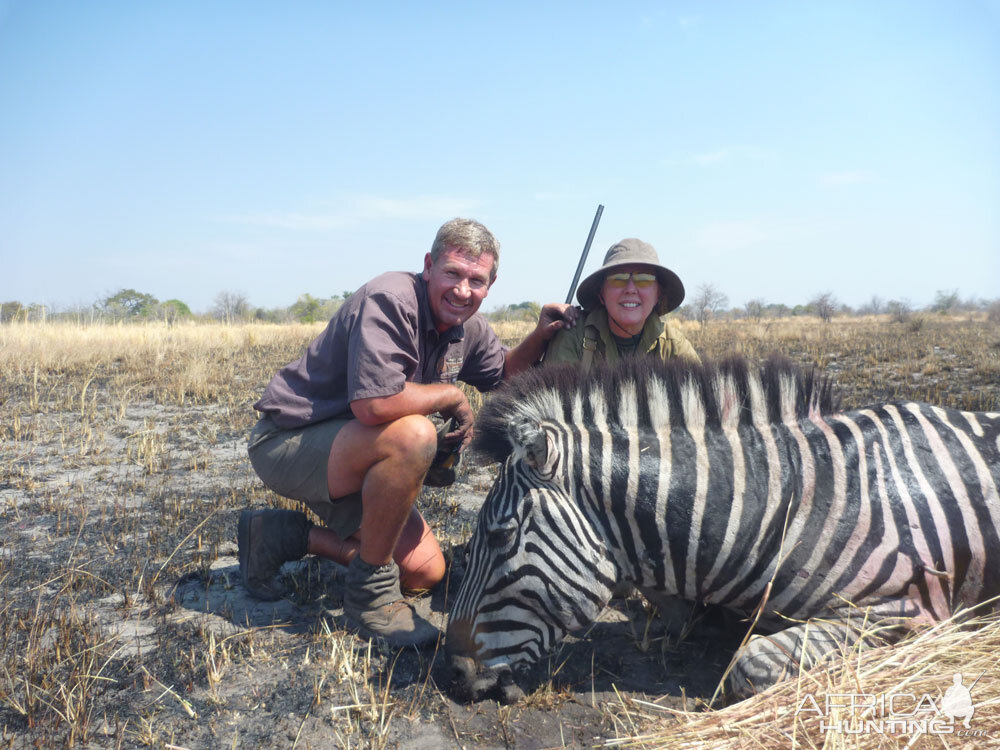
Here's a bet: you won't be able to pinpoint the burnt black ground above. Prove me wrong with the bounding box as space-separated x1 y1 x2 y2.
2 317 996 747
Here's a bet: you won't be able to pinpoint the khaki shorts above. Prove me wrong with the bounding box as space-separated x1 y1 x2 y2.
247 414 363 539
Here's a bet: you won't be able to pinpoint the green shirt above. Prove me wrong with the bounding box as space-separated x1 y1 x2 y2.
544 307 700 366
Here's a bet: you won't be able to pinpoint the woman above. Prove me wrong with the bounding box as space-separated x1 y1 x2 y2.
545 238 699 367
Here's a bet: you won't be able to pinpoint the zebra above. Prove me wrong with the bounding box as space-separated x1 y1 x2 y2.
446 356 1000 702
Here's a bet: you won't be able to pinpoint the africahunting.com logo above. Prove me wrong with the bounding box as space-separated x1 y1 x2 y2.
795 671 993 738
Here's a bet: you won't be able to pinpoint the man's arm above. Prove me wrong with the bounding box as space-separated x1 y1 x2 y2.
503 303 580 378
351 382 475 448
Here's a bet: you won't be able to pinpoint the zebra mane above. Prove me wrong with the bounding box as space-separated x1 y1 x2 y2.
473 355 839 462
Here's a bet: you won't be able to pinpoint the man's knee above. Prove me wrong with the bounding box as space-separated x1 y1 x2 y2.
400 549 447 592
383 414 438 468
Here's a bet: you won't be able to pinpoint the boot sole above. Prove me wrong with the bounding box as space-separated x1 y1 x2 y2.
348 620 439 648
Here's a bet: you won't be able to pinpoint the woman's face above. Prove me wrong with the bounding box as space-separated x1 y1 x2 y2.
599 264 661 337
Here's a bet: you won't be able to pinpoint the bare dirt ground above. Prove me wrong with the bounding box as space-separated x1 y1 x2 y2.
0 397 736 748
1 316 997 748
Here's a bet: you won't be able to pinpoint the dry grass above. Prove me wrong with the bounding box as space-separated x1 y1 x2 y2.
687 315 1000 412
0 319 323 409
0 315 997 746
613 608 1000 748
499 313 1000 411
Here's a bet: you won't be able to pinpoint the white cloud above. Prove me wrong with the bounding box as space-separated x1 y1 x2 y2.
217 194 482 230
818 170 875 186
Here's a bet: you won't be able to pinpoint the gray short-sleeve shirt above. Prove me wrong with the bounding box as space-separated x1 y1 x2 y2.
253 272 507 428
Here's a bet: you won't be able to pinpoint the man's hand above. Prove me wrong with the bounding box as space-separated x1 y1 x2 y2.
441 392 475 450
535 303 580 341
503 302 582 378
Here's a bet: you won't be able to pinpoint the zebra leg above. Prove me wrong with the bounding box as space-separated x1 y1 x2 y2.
728 617 879 698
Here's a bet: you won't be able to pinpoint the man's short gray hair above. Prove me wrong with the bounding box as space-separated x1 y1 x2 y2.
430 218 500 280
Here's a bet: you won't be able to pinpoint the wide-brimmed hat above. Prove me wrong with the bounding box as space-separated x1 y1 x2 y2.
576 238 685 315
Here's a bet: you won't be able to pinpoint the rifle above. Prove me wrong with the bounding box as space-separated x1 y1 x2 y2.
565 204 604 305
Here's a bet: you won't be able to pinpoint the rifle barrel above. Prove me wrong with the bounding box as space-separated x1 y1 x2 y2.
565 204 604 305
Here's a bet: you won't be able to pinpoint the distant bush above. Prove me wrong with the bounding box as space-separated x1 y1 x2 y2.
691 284 729 326
0 301 24 323
887 299 912 324
212 291 251 324
808 292 838 323
158 299 192 323
97 288 159 320
486 301 541 323
288 293 343 323
988 300 1000 324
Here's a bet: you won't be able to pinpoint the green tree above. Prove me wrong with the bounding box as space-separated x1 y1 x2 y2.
318 296 344 320
98 288 159 319
159 299 192 323
486 301 541 323
289 294 322 323
254 306 289 323
0 300 24 323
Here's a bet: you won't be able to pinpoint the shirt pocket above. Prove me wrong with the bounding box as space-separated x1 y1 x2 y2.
435 352 464 383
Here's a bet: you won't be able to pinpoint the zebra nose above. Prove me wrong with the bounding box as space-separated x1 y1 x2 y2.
449 653 478 690
448 653 506 703
497 670 525 704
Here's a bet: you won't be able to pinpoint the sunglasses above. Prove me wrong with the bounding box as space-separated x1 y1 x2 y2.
605 272 657 289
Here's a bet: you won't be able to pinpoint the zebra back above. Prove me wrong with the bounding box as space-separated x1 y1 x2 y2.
473 355 839 462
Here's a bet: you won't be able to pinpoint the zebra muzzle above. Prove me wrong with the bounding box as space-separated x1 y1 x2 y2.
446 616 527 703
448 653 525 704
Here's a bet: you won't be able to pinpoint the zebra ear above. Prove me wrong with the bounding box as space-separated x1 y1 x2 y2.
510 418 551 470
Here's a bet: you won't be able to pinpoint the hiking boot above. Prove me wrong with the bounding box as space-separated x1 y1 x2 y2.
238 509 311 600
343 557 438 647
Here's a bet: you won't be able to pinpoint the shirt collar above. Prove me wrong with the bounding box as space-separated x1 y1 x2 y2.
586 307 661 353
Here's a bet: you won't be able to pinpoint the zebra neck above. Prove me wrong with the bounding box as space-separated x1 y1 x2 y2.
573 421 804 604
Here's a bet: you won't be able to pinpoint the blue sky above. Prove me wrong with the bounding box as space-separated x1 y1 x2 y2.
2 1 998 314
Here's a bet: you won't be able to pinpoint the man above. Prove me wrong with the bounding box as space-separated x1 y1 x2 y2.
242 218 576 646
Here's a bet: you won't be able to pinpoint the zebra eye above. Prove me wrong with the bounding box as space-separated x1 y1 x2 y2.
487 521 517 549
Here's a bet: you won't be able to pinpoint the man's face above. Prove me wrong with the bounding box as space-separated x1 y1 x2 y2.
422 246 496 332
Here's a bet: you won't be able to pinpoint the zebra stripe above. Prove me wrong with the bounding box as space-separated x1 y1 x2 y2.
861 407 949 621
446 357 1000 701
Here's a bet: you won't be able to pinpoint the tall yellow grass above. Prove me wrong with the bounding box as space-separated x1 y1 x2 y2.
616 608 1000 749
0 320 322 375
